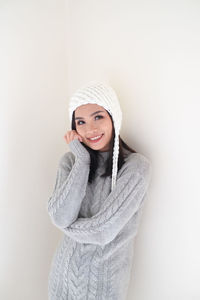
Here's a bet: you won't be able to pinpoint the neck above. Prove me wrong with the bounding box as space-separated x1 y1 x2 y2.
98 150 110 162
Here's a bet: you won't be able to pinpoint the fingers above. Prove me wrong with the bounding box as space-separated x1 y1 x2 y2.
64 130 83 144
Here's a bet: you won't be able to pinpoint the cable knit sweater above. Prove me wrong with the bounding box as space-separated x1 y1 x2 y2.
47 139 152 300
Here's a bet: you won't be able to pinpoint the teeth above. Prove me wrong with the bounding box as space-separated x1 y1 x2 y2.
89 135 102 140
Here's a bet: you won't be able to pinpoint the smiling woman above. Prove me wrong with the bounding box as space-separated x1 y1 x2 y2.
69 102 138 185
74 104 113 152
47 81 152 300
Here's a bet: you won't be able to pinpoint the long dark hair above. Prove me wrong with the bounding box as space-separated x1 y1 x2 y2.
71 110 137 184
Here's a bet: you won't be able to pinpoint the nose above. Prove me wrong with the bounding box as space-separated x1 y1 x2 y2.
86 122 98 134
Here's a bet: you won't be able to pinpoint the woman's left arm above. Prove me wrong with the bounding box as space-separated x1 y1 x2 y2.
56 153 152 246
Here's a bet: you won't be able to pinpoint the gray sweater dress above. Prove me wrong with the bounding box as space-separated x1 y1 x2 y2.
47 139 152 300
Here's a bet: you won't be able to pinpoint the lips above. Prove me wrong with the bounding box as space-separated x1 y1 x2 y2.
87 134 104 143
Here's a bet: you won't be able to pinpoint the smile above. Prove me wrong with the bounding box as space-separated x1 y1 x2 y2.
87 134 104 143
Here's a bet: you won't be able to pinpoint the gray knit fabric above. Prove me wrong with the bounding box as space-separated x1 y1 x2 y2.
47 139 152 300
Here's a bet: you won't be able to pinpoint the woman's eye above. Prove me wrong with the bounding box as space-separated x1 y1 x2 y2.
95 115 103 120
77 115 103 126
77 120 84 125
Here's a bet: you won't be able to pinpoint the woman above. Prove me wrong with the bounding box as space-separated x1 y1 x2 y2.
47 81 152 300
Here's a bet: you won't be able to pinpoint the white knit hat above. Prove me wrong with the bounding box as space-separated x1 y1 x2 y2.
68 81 122 191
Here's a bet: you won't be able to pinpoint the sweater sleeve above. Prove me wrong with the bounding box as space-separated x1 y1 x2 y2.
47 139 90 227
58 153 152 246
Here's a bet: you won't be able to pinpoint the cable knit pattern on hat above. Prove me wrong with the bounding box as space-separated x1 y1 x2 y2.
47 139 152 300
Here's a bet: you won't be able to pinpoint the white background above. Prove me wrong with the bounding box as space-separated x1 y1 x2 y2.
0 0 200 299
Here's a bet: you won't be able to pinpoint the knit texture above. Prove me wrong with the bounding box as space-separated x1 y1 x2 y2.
68 80 123 192
47 139 152 300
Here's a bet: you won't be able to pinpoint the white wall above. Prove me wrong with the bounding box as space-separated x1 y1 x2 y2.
0 1 69 299
1 0 200 299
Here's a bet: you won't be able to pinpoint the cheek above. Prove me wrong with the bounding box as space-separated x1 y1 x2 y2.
104 120 113 136
108 119 113 132
76 126 83 135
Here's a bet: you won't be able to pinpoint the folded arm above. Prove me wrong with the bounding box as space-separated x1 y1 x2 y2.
57 153 152 246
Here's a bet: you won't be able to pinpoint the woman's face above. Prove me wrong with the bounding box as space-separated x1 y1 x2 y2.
74 103 113 152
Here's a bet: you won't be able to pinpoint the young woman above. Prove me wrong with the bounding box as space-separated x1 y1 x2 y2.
47 81 152 300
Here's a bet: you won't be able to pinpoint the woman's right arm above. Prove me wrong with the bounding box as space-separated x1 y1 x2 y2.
47 139 90 228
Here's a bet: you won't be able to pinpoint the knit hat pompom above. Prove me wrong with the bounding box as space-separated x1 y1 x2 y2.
68 81 122 191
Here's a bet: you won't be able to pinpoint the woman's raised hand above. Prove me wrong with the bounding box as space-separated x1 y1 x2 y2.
64 130 83 144
64 130 90 163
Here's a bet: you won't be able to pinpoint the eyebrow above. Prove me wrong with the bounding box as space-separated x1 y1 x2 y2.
75 110 105 120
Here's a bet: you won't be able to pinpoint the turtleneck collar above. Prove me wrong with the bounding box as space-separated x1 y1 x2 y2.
97 150 110 165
